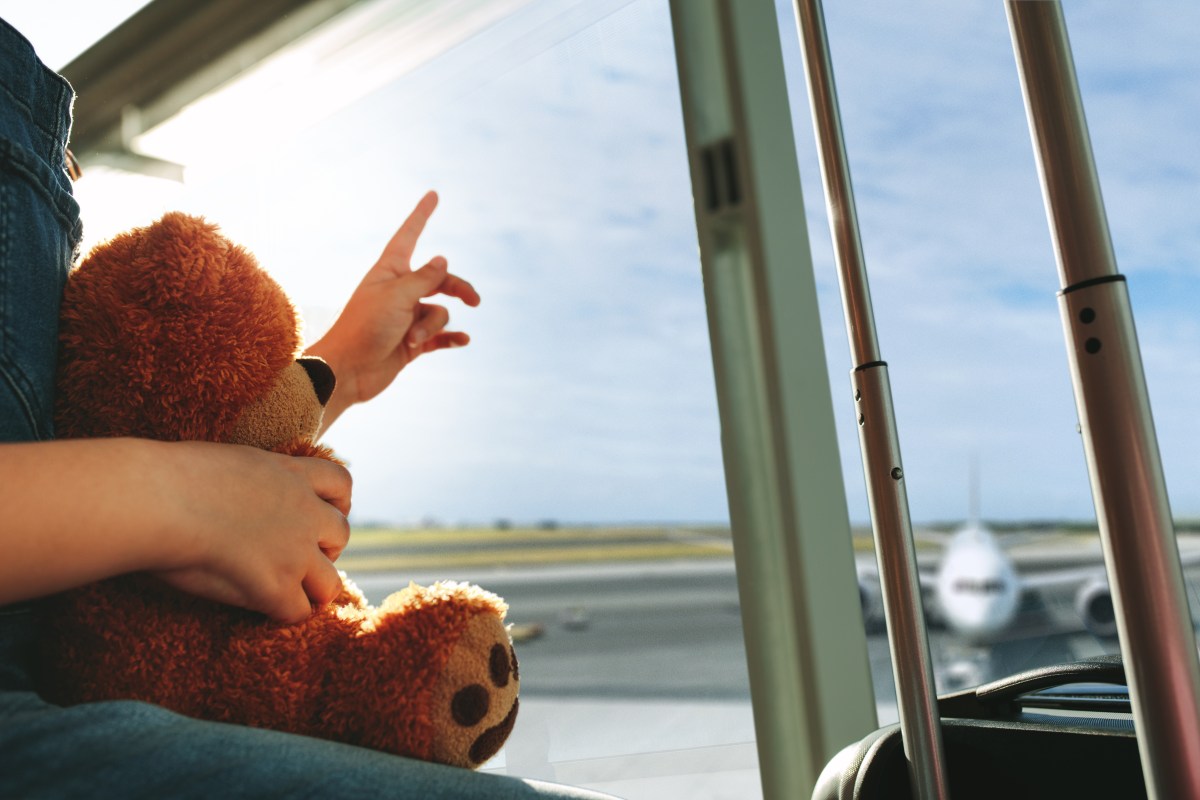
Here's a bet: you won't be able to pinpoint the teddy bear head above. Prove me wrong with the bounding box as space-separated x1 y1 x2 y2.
55 212 334 451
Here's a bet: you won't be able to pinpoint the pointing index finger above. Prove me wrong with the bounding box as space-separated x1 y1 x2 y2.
373 191 439 277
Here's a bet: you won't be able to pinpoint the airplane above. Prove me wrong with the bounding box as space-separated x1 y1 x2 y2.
856 519 1200 644
852 457 1199 643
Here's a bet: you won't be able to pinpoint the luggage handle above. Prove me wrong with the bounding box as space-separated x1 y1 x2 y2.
792 2 950 798
1007 4 1200 796
939 655 1124 719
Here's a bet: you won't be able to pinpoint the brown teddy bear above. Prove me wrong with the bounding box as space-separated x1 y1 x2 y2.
36 212 519 769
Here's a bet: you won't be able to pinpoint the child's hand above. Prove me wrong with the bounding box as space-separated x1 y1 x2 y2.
307 191 480 431
0 437 350 623
150 441 352 624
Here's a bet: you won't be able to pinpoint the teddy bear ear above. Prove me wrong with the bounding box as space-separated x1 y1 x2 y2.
132 212 241 303
55 213 302 442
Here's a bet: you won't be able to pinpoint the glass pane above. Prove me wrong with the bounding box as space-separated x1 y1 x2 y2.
72 1 757 796
772 0 1200 721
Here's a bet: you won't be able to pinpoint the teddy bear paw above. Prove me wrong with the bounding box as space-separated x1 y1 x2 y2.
429 611 521 768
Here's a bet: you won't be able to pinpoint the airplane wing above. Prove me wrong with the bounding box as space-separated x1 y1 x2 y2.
1015 533 1200 591
1017 566 1107 592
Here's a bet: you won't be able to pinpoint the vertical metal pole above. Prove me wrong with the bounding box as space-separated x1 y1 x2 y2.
789 2 950 799
668 1 878 796
1006 4 1200 799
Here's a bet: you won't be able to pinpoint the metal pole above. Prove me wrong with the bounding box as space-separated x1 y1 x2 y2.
1006 3 1200 798
790 2 950 798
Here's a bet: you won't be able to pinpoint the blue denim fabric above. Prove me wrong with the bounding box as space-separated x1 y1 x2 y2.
0 683 613 800
0 15 77 657
0 16 80 443
0 19 613 799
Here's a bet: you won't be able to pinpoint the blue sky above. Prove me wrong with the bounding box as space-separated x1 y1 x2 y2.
7 0 1200 526
780 1 1200 525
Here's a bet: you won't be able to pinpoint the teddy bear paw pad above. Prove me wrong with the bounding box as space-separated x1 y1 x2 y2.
430 614 521 767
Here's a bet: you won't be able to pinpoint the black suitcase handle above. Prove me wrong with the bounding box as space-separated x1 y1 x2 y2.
939 654 1125 720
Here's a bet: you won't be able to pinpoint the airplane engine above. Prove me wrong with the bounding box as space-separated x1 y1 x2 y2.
1075 578 1118 638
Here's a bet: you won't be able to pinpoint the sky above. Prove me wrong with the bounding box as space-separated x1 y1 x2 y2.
5 0 1200 527
781 2 1200 526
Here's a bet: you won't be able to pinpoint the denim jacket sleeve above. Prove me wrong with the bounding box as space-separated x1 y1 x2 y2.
0 16 82 442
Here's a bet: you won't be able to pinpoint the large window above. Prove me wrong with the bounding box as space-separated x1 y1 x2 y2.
38 0 1200 795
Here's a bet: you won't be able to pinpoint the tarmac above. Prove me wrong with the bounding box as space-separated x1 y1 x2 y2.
337 524 1186 798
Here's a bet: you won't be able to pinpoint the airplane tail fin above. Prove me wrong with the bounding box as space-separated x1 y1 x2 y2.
968 450 981 527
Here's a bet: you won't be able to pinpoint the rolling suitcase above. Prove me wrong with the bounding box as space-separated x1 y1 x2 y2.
792 1 1200 797
814 655 1144 799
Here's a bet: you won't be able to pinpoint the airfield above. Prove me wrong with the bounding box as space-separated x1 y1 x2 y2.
338 523 1199 799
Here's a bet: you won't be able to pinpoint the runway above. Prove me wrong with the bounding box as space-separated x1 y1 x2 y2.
338 525 1180 798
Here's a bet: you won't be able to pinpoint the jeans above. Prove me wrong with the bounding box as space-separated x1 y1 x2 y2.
0 18 613 799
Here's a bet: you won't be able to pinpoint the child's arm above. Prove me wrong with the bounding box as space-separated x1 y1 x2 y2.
306 191 481 434
0 437 351 623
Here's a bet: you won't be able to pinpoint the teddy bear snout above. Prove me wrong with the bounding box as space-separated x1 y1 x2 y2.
297 357 336 407
226 360 329 449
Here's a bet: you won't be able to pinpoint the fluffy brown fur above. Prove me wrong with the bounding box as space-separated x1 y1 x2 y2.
55 213 298 442
37 214 519 768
